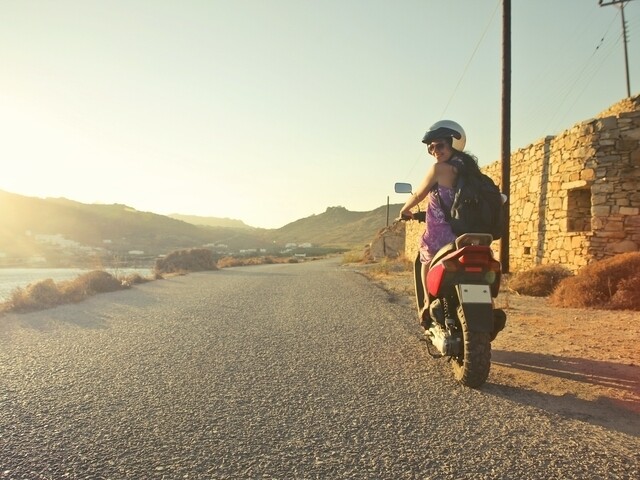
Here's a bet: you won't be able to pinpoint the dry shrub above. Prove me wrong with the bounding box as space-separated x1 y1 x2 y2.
549 252 640 310
368 256 412 278
610 275 640 310
342 249 367 264
79 270 123 293
8 279 62 312
120 273 152 285
59 270 124 303
217 256 294 268
241 257 269 266
508 264 573 297
217 256 243 268
5 271 125 313
155 248 218 274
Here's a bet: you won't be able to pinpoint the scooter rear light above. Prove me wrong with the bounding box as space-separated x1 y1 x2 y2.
488 259 502 296
487 258 501 273
464 266 483 272
428 246 503 297
458 253 489 266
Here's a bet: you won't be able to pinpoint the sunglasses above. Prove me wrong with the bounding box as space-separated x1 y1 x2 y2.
428 141 448 154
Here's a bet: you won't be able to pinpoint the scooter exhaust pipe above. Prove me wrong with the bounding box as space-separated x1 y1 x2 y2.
427 323 461 356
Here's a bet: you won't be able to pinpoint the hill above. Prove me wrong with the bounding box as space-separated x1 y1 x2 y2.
0 190 273 264
270 205 403 248
168 213 250 229
0 189 401 266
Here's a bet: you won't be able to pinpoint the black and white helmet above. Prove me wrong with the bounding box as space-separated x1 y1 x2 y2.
422 120 466 151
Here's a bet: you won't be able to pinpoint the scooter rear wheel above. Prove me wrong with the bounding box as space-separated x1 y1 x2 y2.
451 311 491 388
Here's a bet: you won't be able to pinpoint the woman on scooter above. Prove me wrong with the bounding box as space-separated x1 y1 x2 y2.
398 120 482 326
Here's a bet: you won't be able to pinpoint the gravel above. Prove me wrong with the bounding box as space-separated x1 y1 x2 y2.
1 258 638 479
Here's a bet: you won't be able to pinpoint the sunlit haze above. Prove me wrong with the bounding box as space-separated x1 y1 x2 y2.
1 0 638 228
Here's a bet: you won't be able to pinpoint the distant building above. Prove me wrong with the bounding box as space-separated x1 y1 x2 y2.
35 233 81 248
34 233 101 254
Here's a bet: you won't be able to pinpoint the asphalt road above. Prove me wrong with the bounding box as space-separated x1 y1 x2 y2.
1 258 638 479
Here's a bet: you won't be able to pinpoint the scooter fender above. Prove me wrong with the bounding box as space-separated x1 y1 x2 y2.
455 284 494 333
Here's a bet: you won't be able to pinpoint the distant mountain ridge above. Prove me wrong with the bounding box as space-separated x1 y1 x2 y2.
0 189 402 264
269 205 403 247
168 213 250 229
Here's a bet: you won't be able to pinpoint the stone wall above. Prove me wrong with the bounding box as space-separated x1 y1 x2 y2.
367 221 406 261
402 95 640 273
404 218 423 263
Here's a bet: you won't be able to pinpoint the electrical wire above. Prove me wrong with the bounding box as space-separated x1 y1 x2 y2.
540 26 620 134
403 0 501 182
514 8 610 135
554 33 623 130
528 11 621 139
439 0 501 118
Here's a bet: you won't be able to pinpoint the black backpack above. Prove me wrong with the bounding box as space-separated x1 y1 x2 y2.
436 160 505 240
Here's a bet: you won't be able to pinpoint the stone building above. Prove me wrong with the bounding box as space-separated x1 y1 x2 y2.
366 221 406 261
401 95 640 273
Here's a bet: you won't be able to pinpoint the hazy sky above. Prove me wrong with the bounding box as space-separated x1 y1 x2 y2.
1 0 638 228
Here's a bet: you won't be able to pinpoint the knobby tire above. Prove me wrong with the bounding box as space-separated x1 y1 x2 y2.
452 307 492 388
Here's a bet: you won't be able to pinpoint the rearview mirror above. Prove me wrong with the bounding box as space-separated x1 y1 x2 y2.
394 182 413 194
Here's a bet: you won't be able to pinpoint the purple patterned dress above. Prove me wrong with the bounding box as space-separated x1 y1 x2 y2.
418 157 464 265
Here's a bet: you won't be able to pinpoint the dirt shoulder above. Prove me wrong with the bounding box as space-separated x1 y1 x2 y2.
352 263 640 437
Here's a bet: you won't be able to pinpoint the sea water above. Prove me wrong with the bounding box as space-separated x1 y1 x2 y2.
0 267 153 302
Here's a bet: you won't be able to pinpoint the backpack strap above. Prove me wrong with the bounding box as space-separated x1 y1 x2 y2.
434 157 465 222
432 185 452 221
446 157 467 178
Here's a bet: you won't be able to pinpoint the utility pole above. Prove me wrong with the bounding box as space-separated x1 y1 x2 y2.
386 195 390 226
501 0 511 273
599 0 633 98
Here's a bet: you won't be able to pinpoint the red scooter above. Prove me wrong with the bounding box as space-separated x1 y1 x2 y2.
396 183 507 388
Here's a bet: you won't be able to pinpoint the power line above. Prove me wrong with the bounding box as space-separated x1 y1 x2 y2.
599 0 635 97
403 1 501 182
529 12 620 138
540 22 621 134
439 0 501 118
554 34 623 130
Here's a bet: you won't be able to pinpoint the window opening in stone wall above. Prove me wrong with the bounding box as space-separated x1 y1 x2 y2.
567 188 592 232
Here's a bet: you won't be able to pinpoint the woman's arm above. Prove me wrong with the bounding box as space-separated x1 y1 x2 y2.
399 164 438 217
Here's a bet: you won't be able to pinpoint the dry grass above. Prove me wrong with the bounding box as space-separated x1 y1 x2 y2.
508 264 573 297
1 249 316 316
216 256 302 268
549 252 640 310
217 256 274 268
1 270 136 314
366 256 412 278
360 251 640 312
341 249 371 265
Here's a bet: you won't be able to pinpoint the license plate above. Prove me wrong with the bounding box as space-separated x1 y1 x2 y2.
456 284 492 304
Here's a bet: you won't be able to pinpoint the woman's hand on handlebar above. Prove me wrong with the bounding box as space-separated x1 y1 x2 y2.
398 209 414 221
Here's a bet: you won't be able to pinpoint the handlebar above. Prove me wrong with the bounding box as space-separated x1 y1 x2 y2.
397 211 426 223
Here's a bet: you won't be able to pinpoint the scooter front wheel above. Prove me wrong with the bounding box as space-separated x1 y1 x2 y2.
451 310 491 388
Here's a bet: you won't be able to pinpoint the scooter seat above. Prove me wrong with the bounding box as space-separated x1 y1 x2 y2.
429 241 456 268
